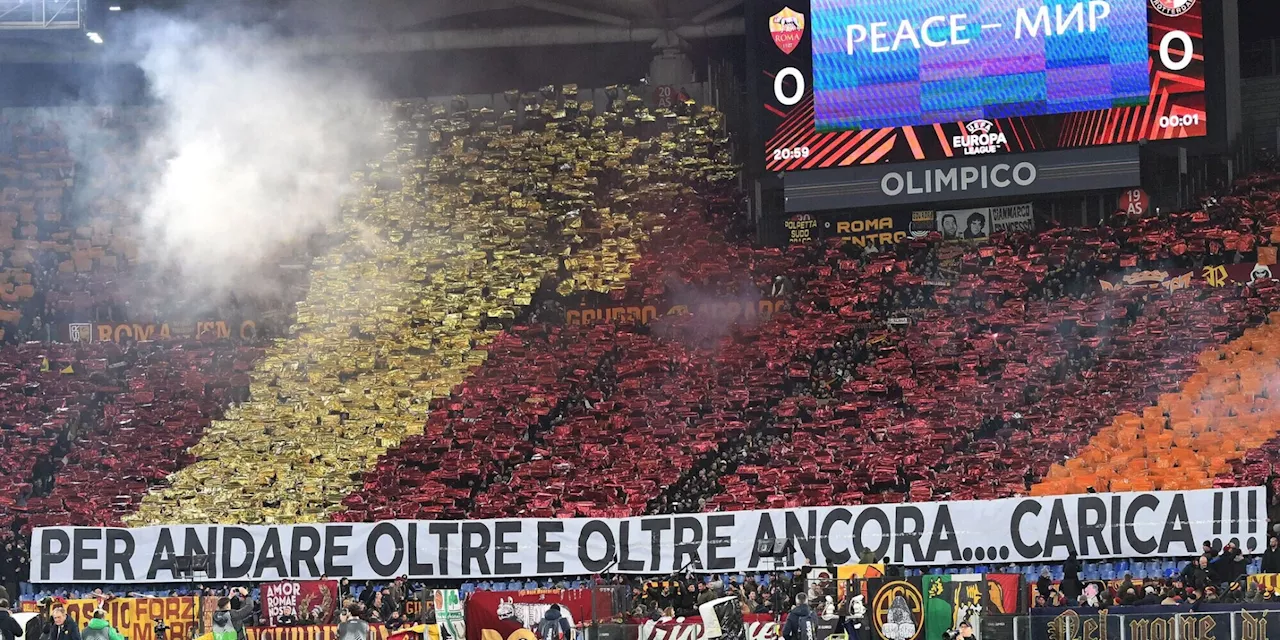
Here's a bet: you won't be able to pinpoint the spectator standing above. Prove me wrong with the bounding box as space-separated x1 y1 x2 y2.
41 606 79 640
697 581 722 607
1180 555 1213 591
1212 543 1247 584
370 591 393 623
1268 494 1280 534
80 611 122 640
782 593 817 640
0 599 21 640
383 579 403 617
1116 573 1136 601
0 542 16 601
1035 568 1053 601
211 588 254 640
337 606 370 640
538 605 570 640
24 600 51 640
1061 553 1083 605
1263 536 1280 573
1202 541 1218 561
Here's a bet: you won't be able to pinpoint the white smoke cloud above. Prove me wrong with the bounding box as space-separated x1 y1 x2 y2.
93 12 386 303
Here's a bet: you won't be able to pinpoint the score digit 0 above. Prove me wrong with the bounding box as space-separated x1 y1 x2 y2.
774 67 805 106
1159 30 1194 71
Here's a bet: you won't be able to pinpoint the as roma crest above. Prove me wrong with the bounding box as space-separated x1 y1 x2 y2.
769 7 805 55
871 580 924 640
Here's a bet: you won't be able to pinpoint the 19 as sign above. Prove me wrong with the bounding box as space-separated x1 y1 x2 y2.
1119 188 1150 217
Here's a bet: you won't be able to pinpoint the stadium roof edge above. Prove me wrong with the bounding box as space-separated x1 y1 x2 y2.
0 17 743 63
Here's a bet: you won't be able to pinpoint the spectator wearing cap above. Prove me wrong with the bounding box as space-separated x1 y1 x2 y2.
1202 541 1218 561
1211 543 1247 585
386 577 407 614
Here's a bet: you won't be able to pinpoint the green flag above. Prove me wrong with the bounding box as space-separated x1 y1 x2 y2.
923 574 984 640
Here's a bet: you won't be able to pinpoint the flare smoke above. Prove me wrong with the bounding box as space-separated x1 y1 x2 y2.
88 13 385 303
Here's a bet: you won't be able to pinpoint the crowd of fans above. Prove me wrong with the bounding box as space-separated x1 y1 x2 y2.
349 165 1280 520
1030 543 1263 609
123 86 738 526
0 116 281 594
4 87 1280 610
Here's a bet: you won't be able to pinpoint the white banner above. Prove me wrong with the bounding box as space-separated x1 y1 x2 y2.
935 203 1033 239
988 202 1034 233
31 487 1264 583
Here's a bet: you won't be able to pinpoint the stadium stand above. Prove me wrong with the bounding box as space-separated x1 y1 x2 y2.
343 168 1280 520
8 88 1280 599
0 112 284 537
340 192 801 520
0 118 76 342
25 340 262 528
120 90 738 525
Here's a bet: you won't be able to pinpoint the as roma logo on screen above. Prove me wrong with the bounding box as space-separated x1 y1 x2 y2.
1151 0 1196 17
769 7 805 55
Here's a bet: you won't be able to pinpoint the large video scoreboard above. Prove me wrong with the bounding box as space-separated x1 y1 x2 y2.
750 0 1207 173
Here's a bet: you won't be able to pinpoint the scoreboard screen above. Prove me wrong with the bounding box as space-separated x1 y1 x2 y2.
752 0 1206 172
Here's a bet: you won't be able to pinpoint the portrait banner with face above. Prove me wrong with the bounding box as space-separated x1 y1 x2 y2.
935 208 993 241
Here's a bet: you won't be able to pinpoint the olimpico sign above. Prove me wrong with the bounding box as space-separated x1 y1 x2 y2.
783 145 1140 212
880 162 1038 197
31 487 1266 583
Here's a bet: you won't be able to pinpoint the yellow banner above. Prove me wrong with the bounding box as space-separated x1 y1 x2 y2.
22 597 200 640
246 624 394 640
1249 573 1280 593
836 563 885 601
84 320 260 344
